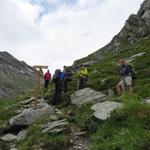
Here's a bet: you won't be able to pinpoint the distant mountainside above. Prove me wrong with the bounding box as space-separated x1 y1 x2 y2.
74 0 150 65
0 51 35 98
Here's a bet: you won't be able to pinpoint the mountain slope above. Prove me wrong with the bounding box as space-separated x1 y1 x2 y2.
74 0 150 64
0 51 35 99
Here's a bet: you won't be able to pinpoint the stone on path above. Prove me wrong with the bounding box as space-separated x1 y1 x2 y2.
9 105 54 126
91 101 123 120
17 130 27 141
71 88 106 106
42 119 68 134
145 99 150 104
1 133 17 141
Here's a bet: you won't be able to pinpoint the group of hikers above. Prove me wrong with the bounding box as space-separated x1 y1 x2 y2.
43 65 88 105
43 59 136 105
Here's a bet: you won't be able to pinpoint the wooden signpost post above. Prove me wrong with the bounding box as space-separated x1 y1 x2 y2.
33 65 48 108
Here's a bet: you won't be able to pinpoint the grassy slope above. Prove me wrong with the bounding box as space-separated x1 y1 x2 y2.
0 37 150 149
70 37 150 150
86 37 150 98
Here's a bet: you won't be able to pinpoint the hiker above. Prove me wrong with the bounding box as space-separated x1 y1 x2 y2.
77 64 88 90
116 59 134 95
62 66 72 93
52 69 62 105
44 70 51 89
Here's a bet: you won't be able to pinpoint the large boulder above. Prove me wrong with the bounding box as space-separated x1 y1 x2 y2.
9 105 54 126
71 88 106 106
91 101 123 120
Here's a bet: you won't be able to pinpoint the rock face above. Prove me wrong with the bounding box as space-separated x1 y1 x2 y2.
95 0 150 57
9 105 54 126
0 51 36 99
91 101 123 120
71 88 106 106
74 0 150 64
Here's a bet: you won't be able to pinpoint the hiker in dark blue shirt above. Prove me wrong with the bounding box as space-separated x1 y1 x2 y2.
116 59 133 95
52 69 62 105
62 66 72 93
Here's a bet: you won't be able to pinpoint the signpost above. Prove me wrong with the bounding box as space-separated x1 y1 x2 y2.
33 65 48 108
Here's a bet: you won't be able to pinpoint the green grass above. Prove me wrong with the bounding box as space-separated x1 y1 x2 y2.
91 94 150 150
73 104 100 133
0 92 33 126
17 122 70 150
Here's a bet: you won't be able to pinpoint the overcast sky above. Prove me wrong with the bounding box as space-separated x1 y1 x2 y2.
0 0 144 73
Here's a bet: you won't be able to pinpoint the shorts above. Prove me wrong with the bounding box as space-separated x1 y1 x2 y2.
118 76 132 86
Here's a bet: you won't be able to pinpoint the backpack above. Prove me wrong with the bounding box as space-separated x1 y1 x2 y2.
128 65 137 80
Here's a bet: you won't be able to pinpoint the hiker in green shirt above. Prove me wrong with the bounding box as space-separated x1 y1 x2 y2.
77 64 88 90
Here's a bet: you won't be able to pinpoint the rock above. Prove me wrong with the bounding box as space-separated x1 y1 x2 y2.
91 101 123 120
1 133 17 141
42 119 68 134
20 97 35 105
71 88 106 106
16 108 24 114
9 105 54 126
17 130 27 141
108 89 115 98
47 128 65 134
126 52 146 63
49 115 58 121
4 103 18 110
74 131 87 136
10 144 17 150
56 110 64 116
31 98 49 109
90 69 98 75
145 99 150 104
82 61 97 66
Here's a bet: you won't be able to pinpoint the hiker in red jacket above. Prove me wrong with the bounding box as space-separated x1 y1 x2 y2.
44 70 51 89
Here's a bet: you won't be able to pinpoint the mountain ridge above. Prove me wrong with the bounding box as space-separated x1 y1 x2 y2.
74 0 150 65
0 51 35 99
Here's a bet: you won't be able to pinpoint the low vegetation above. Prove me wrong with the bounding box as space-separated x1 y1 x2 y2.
0 37 150 149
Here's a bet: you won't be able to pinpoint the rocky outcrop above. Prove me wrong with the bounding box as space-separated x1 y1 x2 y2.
0 51 36 98
71 88 106 106
126 52 146 63
74 0 150 64
96 0 150 56
91 101 123 120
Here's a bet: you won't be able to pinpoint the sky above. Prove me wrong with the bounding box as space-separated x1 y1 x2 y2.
0 0 144 74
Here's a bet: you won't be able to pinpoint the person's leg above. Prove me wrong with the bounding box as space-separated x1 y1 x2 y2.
44 80 49 89
46 80 49 89
53 85 57 105
125 76 133 93
78 78 82 90
44 80 47 88
64 79 68 93
80 78 85 89
128 85 133 93
55 81 62 105
116 80 123 95
116 83 121 95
